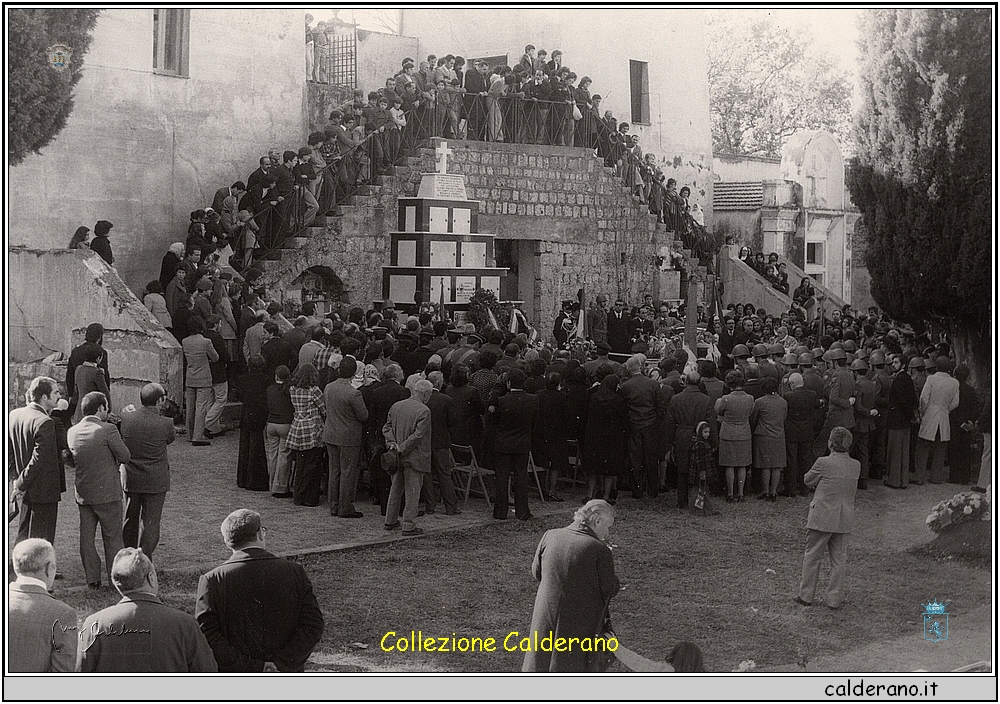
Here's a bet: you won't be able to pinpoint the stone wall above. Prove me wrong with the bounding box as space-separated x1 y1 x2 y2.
7 247 183 412
7 9 307 296
265 139 673 336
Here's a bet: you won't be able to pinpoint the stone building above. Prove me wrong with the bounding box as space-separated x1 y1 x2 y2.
8 8 306 295
9 8 714 342
712 130 859 303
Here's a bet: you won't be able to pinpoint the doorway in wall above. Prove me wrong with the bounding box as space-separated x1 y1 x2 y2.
494 238 540 324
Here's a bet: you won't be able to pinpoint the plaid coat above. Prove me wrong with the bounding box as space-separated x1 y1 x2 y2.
286 386 325 452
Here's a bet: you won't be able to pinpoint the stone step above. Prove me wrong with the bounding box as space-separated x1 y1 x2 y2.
312 215 334 227
283 236 311 249
255 258 283 272
334 205 358 216
348 195 376 206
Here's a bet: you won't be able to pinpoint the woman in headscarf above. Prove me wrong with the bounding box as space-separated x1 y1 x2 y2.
159 242 186 291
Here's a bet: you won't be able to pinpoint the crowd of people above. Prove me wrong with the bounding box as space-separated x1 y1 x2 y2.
7 278 991 671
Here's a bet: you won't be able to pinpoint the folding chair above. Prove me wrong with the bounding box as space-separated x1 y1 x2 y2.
450 444 493 509
559 439 585 488
526 452 548 502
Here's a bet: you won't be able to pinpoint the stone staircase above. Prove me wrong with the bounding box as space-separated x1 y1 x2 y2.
254 155 425 280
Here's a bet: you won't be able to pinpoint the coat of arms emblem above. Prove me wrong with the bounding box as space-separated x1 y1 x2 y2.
47 44 73 72
922 600 949 642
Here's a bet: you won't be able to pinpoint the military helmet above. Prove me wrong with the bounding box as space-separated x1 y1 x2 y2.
828 348 848 361
908 357 925 369
752 343 769 358
843 339 858 352
732 344 751 358
857 348 870 360
797 352 814 366
793 345 811 356
830 341 845 351
869 350 886 366
782 353 799 365
849 358 869 372
768 343 785 356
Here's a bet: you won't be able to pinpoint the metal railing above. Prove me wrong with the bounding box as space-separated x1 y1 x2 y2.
222 94 714 274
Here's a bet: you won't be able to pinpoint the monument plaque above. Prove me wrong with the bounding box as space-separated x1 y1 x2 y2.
382 139 507 311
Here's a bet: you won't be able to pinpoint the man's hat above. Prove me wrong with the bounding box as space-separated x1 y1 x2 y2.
596 341 611 354
468 333 486 346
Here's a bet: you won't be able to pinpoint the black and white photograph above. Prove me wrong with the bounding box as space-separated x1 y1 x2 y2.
5 4 995 700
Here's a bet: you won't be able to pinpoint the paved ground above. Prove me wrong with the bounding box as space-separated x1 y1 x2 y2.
9 427 580 584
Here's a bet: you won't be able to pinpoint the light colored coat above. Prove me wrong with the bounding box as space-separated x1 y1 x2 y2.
182 333 219 388
804 451 860 534
918 371 960 442
67 415 131 505
8 582 78 672
322 377 369 446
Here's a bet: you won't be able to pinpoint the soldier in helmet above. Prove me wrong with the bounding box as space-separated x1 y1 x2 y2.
766 343 786 383
850 359 878 489
798 352 825 402
731 344 752 374
869 350 891 479
814 348 854 457
779 353 799 394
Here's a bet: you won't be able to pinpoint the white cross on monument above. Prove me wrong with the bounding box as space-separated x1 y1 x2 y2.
435 141 453 174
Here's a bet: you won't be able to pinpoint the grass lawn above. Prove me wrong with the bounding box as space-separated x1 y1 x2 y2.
55 486 993 673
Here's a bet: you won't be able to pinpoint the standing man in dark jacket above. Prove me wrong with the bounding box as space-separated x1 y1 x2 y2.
606 299 631 354
665 371 716 507
323 357 369 518
423 372 461 515
782 373 819 497
9 377 65 546
619 356 665 499
368 364 410 514
196 509 324 672
120 383 176 559
885 354 918 489
490 369 539 520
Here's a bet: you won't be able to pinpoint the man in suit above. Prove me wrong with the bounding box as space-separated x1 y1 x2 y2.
324 357 369 518
491 369 539 521
8 539 77 672
120 383 175 559
261 321 292 378
795 427 861 609
782 373 820 497
885 354 918 489
67 391 131 589
606 299 631 354
619 355 666 499
586 294 609 345
383 380 433 535
212 181 247 213
915 355 960 484
423 371 461 515
195 510 323 671
665 371 716 507
368 364 410 514
80 548 216 672
9 377 65 545
850 359 879 489
182 316 219 446
245 156 272 193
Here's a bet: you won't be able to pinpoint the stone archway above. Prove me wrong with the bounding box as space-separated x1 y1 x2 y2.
284 265 348 317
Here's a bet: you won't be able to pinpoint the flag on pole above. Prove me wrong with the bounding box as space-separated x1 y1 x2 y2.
572 288 587 340
513 308 540 345
509 306 519 334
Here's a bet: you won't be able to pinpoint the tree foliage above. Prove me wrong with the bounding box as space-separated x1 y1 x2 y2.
846 9 991 379
8 8 101 166
705 11 853 158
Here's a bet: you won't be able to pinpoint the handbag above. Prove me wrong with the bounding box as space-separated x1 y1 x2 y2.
572 104 583 120
689 476 715 516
